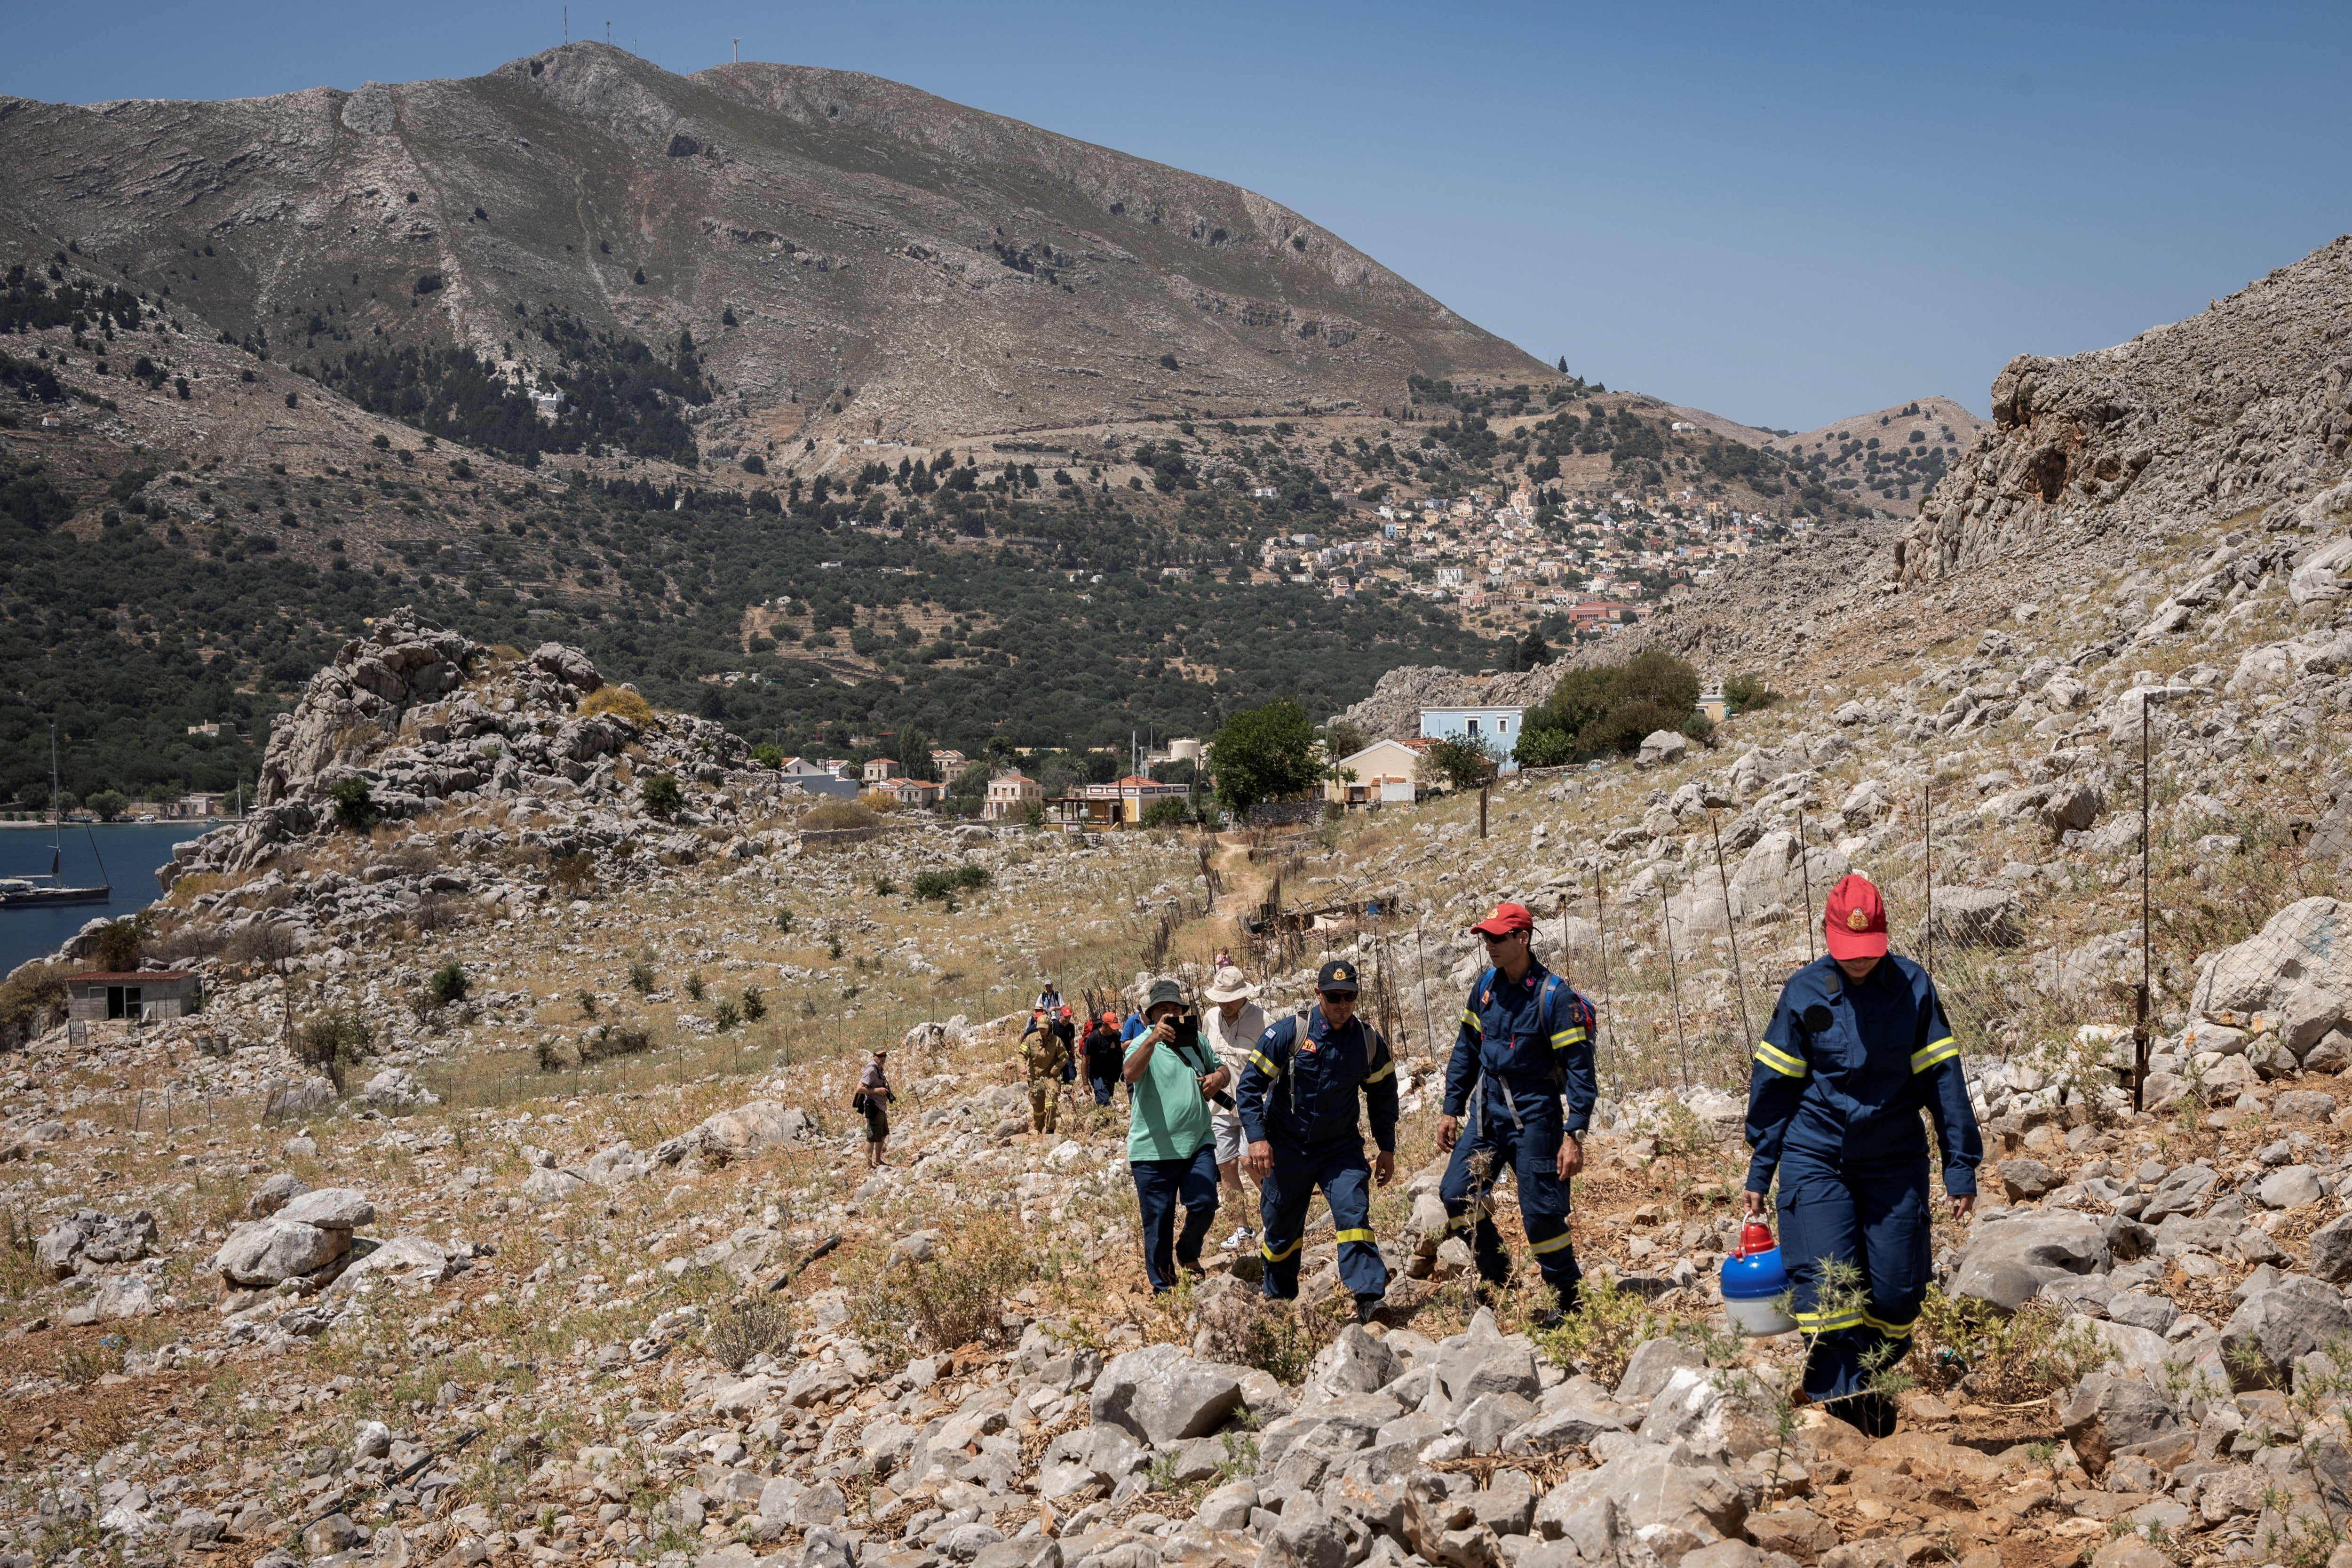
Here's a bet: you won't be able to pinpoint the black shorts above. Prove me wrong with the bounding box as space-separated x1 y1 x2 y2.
862 1102 889 1142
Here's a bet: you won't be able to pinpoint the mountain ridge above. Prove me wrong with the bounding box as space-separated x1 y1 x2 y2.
0 42 1549 454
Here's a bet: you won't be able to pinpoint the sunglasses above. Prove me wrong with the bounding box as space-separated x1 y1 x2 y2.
1478 930 1525 944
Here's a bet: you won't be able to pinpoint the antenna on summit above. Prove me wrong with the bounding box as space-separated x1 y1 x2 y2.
732 37 741 64
563 5 567 43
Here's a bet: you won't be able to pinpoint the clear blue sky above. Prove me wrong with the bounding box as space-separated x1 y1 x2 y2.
6 2 2347 430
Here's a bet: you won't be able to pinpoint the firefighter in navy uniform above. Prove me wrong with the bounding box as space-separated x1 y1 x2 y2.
1746 873 1982 1437
1237 959 1399 1324
1438 901 1598 1320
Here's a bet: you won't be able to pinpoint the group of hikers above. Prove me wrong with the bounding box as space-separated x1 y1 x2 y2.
849 873 1979 1435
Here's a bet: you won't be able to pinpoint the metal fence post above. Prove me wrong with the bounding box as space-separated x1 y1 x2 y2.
1661 875 1692 1088
1923 780 1935 980
1708 812 1756 1052
2135 691 2152 1111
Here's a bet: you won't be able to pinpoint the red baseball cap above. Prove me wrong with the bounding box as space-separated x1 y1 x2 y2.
1470 901 1535 937
1823 874 1888 961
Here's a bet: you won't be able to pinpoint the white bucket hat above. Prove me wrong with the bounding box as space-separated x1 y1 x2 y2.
1203 966 1257 1004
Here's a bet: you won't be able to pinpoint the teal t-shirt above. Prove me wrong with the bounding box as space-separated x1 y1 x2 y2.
1126 1031 1215 1163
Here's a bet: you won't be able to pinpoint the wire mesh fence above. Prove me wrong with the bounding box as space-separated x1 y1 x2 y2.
1196 689 2352 1141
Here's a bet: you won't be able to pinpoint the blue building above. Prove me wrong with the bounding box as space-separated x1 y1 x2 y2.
1418 705 1524 774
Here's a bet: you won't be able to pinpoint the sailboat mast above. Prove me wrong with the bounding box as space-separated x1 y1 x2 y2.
49 724 62 879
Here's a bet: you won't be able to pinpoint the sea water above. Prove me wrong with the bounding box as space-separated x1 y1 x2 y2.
0 822 215 975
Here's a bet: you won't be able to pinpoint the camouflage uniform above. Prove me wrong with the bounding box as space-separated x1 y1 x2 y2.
1021 1013 1072 1133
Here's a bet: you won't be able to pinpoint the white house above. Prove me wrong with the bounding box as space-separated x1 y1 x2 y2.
1325 738 1426 808
1420 705 1524 774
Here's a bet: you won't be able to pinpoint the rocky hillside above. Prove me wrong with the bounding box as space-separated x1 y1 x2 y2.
1901 234 2352 586
0 42 1544 453
1620 235 2352 688
10 515 2352 1568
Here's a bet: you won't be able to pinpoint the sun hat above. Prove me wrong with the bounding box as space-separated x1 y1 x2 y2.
1204 965 1257 1003
1145 977 1185 1013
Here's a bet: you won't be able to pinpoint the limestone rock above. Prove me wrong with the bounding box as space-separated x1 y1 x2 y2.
1637 732 1688 769
2220 1274 2352 1387
215 1218 346 1288
361 1068 440 1110
1089 1345 1242 1447
1948 1210 2110 1312
277 1187 374 1230
35 1210 159 1278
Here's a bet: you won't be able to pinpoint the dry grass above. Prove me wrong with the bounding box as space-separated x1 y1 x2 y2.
580 686 656 724
800 798 884 832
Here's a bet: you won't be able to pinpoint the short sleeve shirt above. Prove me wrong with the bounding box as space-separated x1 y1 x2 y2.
1125 1031 1216 1164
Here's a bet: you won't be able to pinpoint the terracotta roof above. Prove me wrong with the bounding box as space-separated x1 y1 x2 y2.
67 971 194 983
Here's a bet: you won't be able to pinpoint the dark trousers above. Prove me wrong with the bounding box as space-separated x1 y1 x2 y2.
1438 1096 1581 1308
1776 1147 1931 1404
1258 1140 1387 1302
1089 1068 1120 1106
1131 1143 1219 1291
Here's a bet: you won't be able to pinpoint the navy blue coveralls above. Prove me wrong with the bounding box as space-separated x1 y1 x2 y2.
1236 1007 1399 1303
1746 953 1981 1402
1439 961 1597 1306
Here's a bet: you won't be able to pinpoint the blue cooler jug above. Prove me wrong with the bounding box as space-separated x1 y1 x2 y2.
1720 1220 1796 1335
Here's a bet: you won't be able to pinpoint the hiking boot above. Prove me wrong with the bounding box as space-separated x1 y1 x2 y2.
1828 1390 1897 1438
1353 1295 1392 1327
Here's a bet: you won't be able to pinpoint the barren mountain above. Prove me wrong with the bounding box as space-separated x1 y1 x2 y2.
0 42 1545 455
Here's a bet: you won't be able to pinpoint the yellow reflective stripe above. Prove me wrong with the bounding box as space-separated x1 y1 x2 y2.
1460 1009 1483 1033
1910 1036 1959 1073
1362 1059 1396 1083
1261 1235 1304 1263
1333 1228 1376 1245
1791 1306 1865 1332
1754 1043 1809 1079
1529 1230 1576 1255
1859 1310 1915 1337
1551 1028 1587 1048
1446 1202 1491 1232
1249 1050 1282 1078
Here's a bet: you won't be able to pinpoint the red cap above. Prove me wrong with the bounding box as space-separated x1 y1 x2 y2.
1470 901 1535 937
1823 874 1888 961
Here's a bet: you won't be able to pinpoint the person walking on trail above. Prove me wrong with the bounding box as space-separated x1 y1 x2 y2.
1123 978 1227 1291
1238 959 1398 1325
1021 1006 1073 1134
1084 1010 1125 1106
1055 1004 1080 1087
1438 901 1597 1323
1200 965 1269 1253
1745 872 1981 1437
1035 981 1063 1014
853 1048 894 1169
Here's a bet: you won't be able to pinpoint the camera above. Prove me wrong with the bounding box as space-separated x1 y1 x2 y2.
1170 1011 1236 1108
